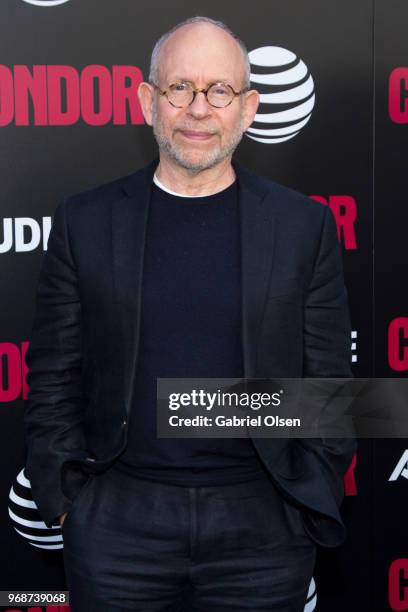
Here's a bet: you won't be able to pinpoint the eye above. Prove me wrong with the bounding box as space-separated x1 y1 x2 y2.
171 82 190 92
210 83 232 97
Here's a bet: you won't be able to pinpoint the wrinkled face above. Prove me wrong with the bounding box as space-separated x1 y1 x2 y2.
151 85 246 173
139 23 259 173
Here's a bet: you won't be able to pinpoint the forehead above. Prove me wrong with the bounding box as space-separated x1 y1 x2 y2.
157 23 245 87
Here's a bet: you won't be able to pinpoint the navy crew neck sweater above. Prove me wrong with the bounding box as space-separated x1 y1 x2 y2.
114 179 266 485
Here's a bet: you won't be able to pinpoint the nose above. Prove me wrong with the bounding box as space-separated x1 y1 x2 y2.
187 91 212 118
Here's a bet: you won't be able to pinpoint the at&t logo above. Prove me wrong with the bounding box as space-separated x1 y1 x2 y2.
305 577 317 611
21 0 70 5
8 468 63 550
247 46 315 144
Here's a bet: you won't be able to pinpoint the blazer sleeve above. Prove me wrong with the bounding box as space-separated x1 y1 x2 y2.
24 198 89 528
300 204 357 508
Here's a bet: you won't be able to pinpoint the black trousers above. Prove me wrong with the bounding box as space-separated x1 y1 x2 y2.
62 464 316 611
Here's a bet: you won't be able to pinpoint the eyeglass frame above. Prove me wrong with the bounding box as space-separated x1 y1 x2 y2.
149 80 250 108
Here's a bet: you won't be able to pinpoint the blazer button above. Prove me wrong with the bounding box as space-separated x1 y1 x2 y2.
121 418 127 429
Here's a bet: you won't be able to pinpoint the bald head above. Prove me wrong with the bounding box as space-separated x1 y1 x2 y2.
149 16 250 90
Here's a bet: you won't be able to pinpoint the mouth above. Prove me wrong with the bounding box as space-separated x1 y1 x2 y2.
178 130 216 141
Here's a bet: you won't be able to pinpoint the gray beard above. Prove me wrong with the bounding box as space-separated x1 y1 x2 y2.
151 105 245 174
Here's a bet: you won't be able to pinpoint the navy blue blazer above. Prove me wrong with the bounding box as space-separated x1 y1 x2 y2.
24 158 356 547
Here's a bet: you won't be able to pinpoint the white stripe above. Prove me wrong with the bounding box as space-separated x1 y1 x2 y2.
249 47 296 67
259 76 314 104
9 487 37 509
250 61 307 85
8 507 59 529
22 0 70 6
305 594 317 611
30 542 64 549
17 469 31 488
247 132 300 144
14 528 63 542
254 95 315 123
247 114 311 136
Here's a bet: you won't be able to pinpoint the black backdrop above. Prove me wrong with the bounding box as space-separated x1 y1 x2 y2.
1 1 407 611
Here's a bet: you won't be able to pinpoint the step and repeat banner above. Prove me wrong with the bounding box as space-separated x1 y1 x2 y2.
1 0 407 610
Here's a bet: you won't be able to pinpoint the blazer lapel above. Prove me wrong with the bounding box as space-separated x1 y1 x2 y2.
111 159 156 414
234 162 278 377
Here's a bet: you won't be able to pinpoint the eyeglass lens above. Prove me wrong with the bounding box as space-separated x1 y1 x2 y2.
167 83 234 107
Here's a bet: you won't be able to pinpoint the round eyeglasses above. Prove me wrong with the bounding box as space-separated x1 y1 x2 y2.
151 81 249 108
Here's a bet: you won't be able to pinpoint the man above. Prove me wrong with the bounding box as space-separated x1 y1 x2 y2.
24 15 356 612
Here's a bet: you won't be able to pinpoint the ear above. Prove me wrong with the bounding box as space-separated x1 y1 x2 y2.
242 89 260 131
138 82 155 126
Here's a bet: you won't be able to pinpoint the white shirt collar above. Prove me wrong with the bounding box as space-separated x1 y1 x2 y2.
153 173 205 198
